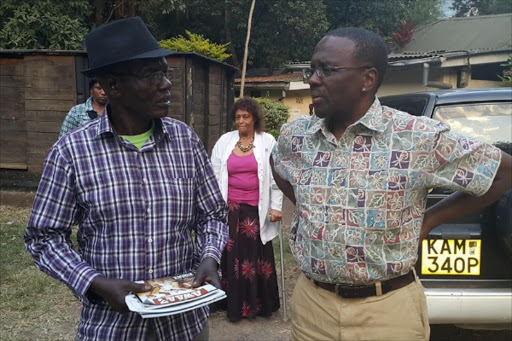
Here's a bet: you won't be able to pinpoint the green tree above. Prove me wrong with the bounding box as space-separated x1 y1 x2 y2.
89 0 187 35
406 0 443 27
498 55 512 87
249 0 329 73
450 0 512 17
253 98 290 139
151 0 328 73
159 31 231 62
0 0 91 49
323 0 442 38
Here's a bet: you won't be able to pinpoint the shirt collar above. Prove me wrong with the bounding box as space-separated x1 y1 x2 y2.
84 97 95 112
305 97 387 136
94 104 167 142
355 97 386 133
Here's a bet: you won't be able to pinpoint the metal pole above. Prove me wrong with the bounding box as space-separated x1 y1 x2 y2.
278 220 288 321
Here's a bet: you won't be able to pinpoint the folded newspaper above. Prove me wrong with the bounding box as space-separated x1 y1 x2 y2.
125 273 226 318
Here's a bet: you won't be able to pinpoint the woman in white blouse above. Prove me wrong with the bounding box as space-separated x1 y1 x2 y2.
211 97 283 322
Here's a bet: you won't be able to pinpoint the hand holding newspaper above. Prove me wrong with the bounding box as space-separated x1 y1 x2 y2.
125 273 226 318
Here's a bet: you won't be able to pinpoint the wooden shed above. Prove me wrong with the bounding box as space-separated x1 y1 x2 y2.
0 50 236 173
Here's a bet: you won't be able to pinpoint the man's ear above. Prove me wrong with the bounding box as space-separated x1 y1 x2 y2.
361 68 378 93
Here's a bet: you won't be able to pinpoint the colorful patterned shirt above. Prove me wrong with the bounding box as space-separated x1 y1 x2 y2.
272 98 501 285
59 97 103 138
25 111 228 340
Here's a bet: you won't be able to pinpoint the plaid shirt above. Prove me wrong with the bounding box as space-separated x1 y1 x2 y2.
272 98 501 285
25 112 228 340
59 97 102 138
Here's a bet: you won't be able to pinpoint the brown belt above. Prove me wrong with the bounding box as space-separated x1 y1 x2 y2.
308 271 416 299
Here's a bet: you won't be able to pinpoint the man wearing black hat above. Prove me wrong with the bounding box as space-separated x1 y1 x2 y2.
24 17 228 341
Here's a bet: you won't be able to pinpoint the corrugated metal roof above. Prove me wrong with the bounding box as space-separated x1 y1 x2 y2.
404 13 512 52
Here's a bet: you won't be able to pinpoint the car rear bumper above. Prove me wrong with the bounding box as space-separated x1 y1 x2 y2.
424 287 512 326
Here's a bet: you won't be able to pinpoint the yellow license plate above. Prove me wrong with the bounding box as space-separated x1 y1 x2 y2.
421 239 481 275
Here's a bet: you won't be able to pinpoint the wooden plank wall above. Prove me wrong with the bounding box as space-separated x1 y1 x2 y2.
166 55 233 154
0 53 233 173
207 63 225 153
167 57 186 123
24 56 76 172
190 59 207 144
0 58 26 169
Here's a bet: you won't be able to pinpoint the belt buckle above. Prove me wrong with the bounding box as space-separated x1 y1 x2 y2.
334 283 353 298
334 283 342 297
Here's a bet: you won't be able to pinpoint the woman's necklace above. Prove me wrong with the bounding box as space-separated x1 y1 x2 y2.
236 137 254 152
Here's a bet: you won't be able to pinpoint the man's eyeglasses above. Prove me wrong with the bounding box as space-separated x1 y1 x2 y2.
114 68 174 83
302 65 372 83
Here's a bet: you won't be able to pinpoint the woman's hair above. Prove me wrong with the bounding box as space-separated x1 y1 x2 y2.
230 97 266 133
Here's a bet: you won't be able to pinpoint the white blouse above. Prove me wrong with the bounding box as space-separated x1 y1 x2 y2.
211 130 283 244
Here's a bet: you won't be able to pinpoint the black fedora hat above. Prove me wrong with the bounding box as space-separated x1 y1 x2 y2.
82 17 174 76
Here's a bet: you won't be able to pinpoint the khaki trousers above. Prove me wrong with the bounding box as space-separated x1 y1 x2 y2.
291 274 430 341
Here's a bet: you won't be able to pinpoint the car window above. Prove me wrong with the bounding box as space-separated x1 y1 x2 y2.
433 102 512 145
381 97 428 116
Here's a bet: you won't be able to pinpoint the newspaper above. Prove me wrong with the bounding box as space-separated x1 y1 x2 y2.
125 273 226 318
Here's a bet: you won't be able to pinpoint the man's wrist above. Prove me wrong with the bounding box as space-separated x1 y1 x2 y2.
200 256 219 269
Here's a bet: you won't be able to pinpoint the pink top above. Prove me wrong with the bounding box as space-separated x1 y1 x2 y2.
227 152 259 206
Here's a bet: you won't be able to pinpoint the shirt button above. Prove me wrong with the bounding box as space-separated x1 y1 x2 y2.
147 208 151 213
148 269 153 274
142 178 148 184
148 238 153 243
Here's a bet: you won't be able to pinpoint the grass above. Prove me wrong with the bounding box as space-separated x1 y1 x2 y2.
0 205 80 341
0 204 299 340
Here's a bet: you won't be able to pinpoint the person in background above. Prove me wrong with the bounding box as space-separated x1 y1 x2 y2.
271 27 512 340
25 17 228 341
59 78 107 138
211 97 283 322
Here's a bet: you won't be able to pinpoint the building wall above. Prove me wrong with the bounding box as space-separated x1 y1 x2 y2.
467 79 502 87
0 55 76 172
276 67 504 121
0 57 26 170
378 68 451 96
0 53 234 173
282 89 311 121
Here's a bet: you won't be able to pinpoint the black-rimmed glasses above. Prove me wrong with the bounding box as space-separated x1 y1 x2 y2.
302 65 373 83
113 68 174 83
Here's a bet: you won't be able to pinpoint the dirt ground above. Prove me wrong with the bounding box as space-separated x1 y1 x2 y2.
1 171 511 340
208 198 297 341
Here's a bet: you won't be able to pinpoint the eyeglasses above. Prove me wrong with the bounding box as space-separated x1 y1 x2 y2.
114 68 174 83
302 65 372 83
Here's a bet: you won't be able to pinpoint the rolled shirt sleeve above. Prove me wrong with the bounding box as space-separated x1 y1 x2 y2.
271 121 295 182
424 124 502 196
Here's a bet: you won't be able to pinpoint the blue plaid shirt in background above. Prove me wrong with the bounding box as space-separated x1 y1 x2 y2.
59 97 102 138
25 112 229 340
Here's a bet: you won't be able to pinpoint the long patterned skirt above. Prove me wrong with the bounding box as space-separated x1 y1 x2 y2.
220 201 280 322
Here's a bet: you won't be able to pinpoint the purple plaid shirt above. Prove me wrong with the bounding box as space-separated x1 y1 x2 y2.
25 112 228 340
